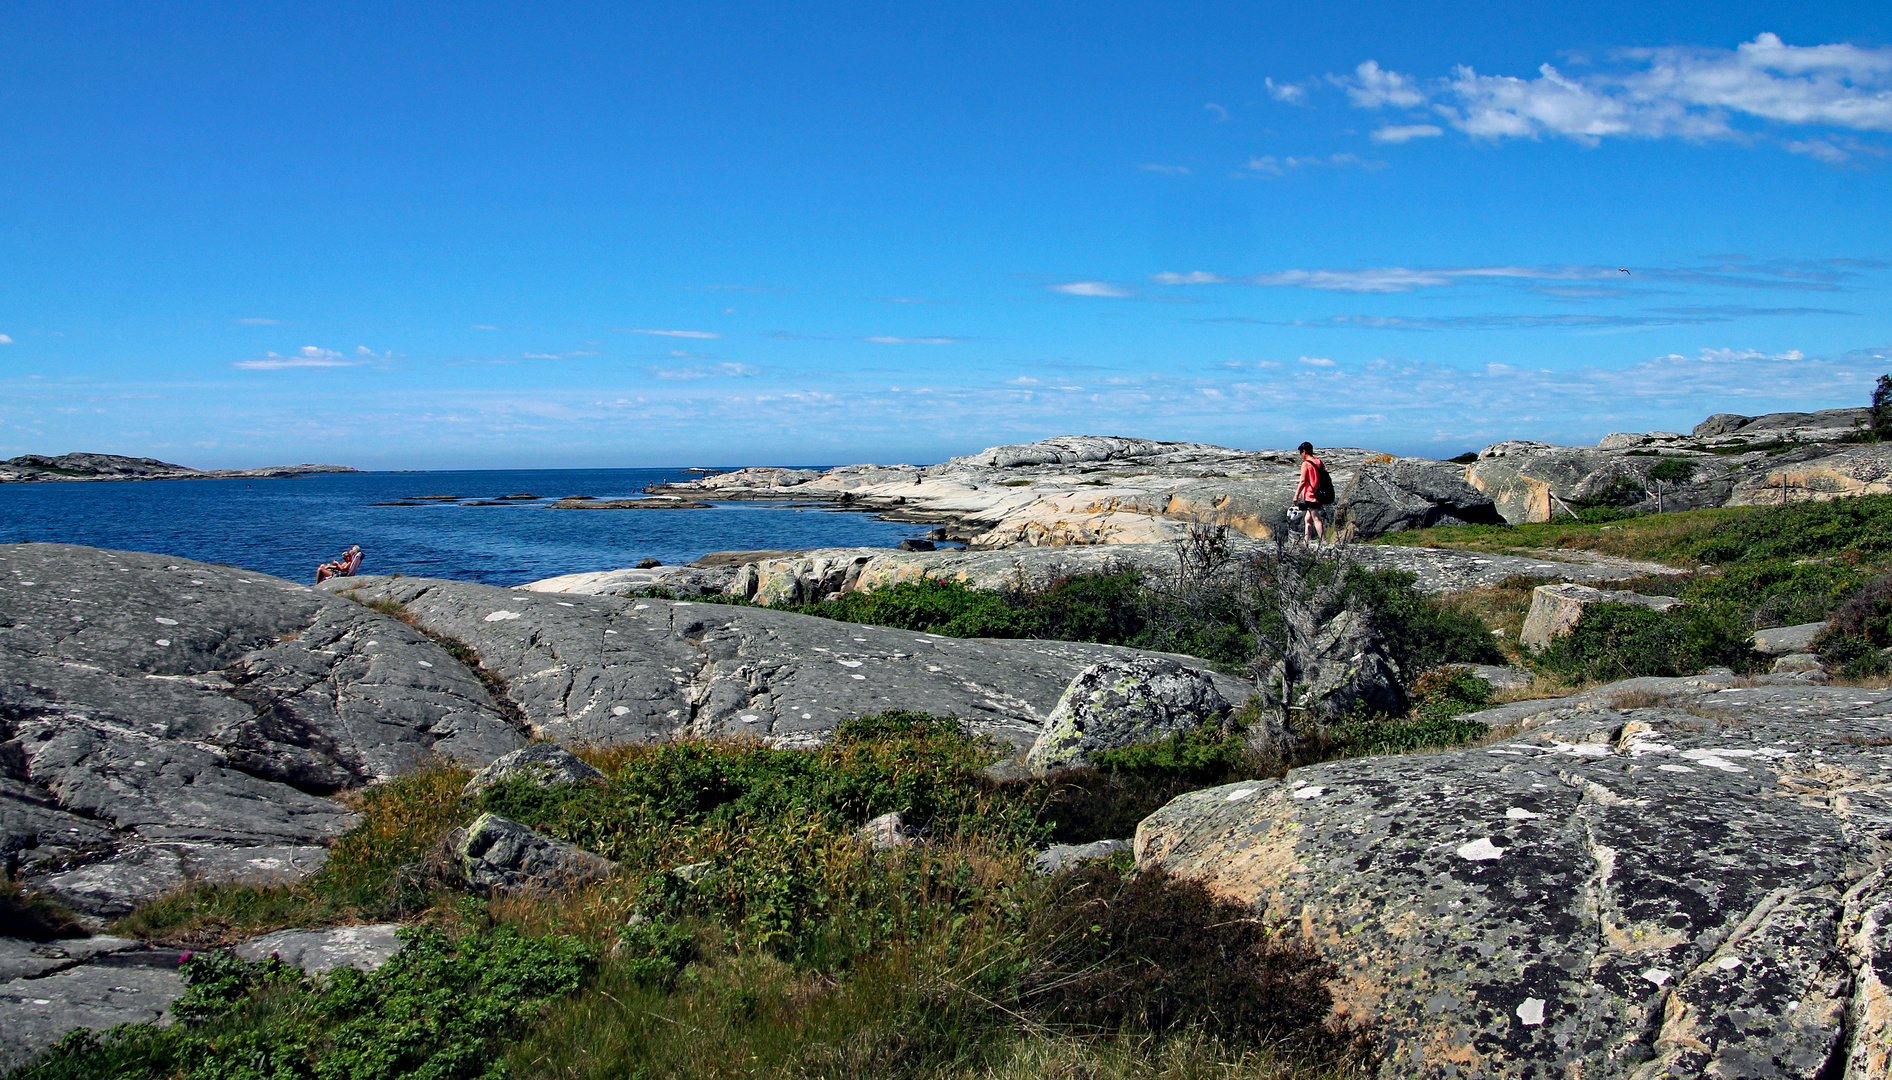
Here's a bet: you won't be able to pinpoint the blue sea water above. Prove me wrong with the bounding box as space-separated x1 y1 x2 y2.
0 469 930 587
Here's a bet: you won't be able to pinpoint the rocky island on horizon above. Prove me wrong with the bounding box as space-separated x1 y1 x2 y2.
0 452 360 484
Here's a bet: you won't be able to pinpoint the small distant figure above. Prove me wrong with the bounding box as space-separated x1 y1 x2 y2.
1295 442 1335 544
315 545 364 584
1618 268 1631 274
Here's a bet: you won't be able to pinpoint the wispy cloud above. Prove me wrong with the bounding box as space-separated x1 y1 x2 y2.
232 346 372 370
648 362 760 380
1298 356 1337 366
1240 152 1384 175
470 325 503 330
1152 259 1867 293
1370 123 1444 143
1200 305 1852 331
1048 281 1136 298
1204 102 1230 121
619 328 722 339
875 297 940 304
866 336 963 344
1138 163 1192 174
0 335 12 345
1320 34 1892 159
236 318 280 325
1264 77 1307 104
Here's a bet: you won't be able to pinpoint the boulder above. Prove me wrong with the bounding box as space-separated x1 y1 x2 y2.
1517 583 1680 648
452 813 617 893
1136 679 1892 1078
1466 664 1531 691
322 575 1251 752
1694 413 1752 437
233 924 405 974
1023 658 1236 773
855 811 913 849
1336 460 1503 537
462 743 606 797
1263 608 1408 721
1750 622 1828 656
1772 652 1826 675
1031 838 1131 875
0 544 525 916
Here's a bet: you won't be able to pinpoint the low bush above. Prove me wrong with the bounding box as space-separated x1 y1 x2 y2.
0 877 85 941
1812 572 1892 675
11 925 595 1080
1341 568 1506 673
1526 601 1755 684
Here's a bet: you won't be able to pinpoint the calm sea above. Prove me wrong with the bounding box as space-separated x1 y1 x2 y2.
0 469 928 587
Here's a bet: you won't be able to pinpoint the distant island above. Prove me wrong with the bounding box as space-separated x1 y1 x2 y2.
0 452 360 483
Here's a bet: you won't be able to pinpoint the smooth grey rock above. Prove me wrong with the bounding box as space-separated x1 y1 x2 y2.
1517 583 1680 648
1751 622 1828 656
322 575 1253 752
1694 412 1753 437
462 744 606 797
1337 460 1502 536
233 924 404 974
855 811 913 849
1031 839 1131 875
1138 679 1892 1079
1773 652 1826 674
0 935 142 981
0 544 525 915
453 813 616 893
1025 658 1235 773
0 945 187 1071
1466 664 1531 691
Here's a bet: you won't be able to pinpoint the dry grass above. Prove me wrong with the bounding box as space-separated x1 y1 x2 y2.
1427 575 1546 659
1605 690 1668 710
1370 505 1759 566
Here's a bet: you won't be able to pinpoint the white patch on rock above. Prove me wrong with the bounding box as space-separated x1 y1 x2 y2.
1516 998 1546 1025
154 617 178 626
1456 837 1507 861
1225 787 1260 802
417 661 433 668
1294 786 1326 800
484 610 522 622
1643 968 1672 986
1657 764 1695 773
154 639 170 647
1505 807 1539 820
851 674 866 680
836 659 862 668
611 706 630 716
1717 955 1743 970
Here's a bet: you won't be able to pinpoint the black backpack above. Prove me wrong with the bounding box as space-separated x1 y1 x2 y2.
1313 462 1335 505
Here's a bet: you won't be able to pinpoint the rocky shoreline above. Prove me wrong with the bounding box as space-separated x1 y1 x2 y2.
0 452 359 484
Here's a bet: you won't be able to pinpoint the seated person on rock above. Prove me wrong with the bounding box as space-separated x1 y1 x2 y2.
315 545 364 584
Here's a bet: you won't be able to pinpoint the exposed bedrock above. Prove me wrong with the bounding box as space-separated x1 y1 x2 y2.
0 543 525 916
1136 678 1892 1079
322 574 1259 753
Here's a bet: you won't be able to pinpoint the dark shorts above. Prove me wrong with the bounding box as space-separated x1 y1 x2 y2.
1295 500 1324 512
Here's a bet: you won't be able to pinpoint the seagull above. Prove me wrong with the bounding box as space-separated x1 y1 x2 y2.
1618 268 1632 274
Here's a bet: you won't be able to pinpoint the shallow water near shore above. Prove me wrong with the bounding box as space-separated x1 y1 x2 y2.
0 468 927 586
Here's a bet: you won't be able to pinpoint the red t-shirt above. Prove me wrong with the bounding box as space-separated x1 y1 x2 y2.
1297 455 1322 503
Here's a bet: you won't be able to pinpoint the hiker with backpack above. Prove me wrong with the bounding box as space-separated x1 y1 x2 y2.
1295 442 1334 543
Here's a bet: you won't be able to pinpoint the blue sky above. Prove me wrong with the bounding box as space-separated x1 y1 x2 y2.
1 1 1889 469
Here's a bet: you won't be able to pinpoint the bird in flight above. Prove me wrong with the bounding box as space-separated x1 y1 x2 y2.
1617 268 1631 274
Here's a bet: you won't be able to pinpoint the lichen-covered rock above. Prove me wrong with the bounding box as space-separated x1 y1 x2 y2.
453 813 616 893
322 575 1250 752
1023 658 1234 773
1517 583 1680 648
462 744 605 797
0 544 524 916
0 939 187 1071
855 811 913 849
1136 680 1892 1079
1750 621 1828 656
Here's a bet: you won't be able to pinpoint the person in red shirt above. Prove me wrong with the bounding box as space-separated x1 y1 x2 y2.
1295 442 1326 544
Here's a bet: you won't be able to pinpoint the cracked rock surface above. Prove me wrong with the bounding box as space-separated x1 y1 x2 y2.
0 543 525 916
1136 678 1892 1079
0 936 187 1070
321 574 1254 751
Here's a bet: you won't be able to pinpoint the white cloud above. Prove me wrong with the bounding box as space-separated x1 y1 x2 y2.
1371 123 1444 143
1265 77 1307 104
1241 152 1385 175
620 328 722 339
1327 34 1892 149
876 297 938 303
866 336 962 344
232 346 369 370
1152 271 1228 285
648 362 759 380
470 325 502 330
1668 347 1807 362
1138 163 1192 174
237 318 280 325
1336 60 1427 108
0 335 11 344
1048 281 1135 298
1205 102 1230 121
1250 267 1458 291
1784 137 1850 162
1299 356 1337 366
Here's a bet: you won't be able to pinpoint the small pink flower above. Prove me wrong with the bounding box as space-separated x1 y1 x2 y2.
178 951 195 965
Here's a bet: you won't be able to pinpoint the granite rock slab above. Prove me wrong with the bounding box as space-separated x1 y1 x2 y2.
321 574 1254 751
1136 678 1892 1078
0 543 525 915
233 924 405 974
0 939 188 1071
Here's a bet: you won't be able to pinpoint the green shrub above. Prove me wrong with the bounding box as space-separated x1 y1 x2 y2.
1527 601 1755 684
1342 568 1506 673
1682 558 1867 628
1407 666 1494 722
1088 724 1250 780
1812 572 1892 675
9 925 595 1080
1648 458 1698 484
